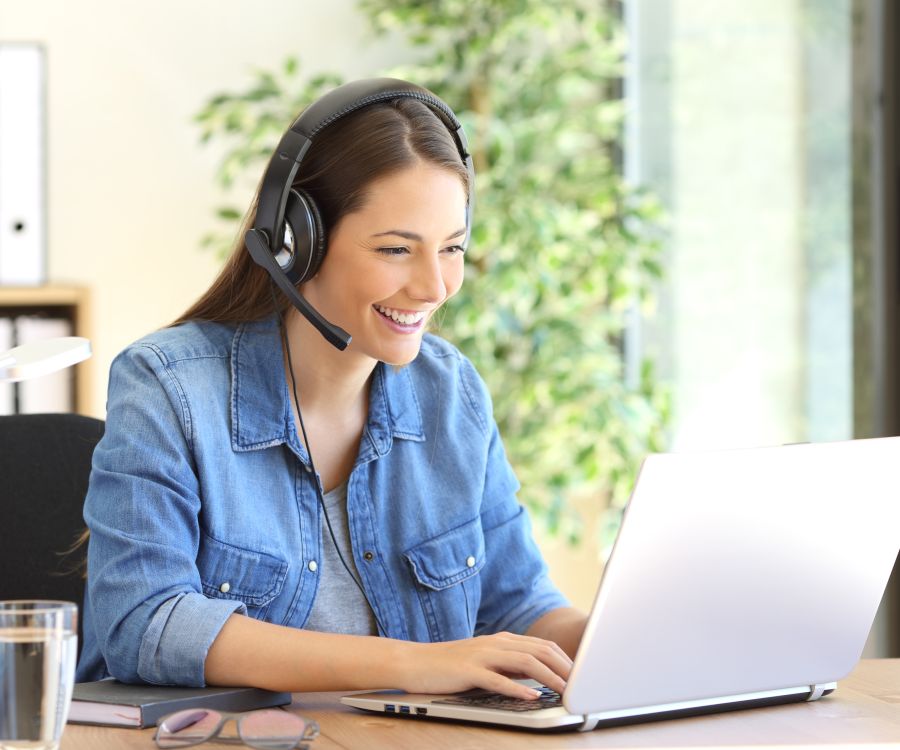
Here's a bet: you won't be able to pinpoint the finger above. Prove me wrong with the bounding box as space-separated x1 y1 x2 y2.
486 635 572 681
489 632 573 669
490 652 567 695
476 670 545 701
530 641 573 680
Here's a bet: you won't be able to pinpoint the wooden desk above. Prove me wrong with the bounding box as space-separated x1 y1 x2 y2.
61 659 900 749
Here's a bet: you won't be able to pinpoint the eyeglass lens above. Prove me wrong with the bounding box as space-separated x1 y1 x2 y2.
156 708 311 750
240 710 312 749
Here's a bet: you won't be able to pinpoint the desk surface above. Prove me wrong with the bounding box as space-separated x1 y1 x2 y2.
61 659 900 749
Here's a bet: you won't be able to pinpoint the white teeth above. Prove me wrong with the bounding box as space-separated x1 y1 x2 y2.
375 305 426 325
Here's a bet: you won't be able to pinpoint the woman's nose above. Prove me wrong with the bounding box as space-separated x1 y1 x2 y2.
409 252 447 303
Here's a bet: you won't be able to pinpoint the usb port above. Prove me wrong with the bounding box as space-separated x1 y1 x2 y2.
384 704 395 713
399 705 411 714
415 707 428 715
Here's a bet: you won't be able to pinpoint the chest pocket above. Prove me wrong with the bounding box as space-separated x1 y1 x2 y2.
197 531 288 620
404 515 485 641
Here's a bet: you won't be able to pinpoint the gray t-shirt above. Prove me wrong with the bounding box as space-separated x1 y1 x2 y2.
303 481 379 636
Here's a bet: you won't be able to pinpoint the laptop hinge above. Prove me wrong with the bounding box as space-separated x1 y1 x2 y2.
579 714 606 732
577 682 837 730
806 682 835 701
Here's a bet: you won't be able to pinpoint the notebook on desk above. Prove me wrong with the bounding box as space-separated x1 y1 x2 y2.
342 437 900 731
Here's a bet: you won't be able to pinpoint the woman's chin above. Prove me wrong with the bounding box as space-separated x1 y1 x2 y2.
380 351 419 368
377 340 424 368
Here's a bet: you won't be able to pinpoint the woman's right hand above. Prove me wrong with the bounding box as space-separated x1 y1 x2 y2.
395 632 572 700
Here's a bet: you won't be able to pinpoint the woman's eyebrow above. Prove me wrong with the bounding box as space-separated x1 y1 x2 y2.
370 227 467 242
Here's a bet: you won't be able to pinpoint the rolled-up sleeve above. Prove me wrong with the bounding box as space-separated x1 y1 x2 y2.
83 344 244 686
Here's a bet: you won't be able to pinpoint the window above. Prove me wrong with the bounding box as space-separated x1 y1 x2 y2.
625 0 853 449
624 0 898 656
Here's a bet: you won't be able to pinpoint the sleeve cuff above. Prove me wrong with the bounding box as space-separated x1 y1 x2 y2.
138 592 247 686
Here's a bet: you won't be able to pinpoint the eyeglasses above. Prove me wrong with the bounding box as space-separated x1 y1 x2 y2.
154 708 320 750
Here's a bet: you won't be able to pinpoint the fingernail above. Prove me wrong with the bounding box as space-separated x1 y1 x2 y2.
530 689 542 698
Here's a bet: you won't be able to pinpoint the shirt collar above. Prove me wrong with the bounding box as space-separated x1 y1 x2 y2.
230 316 424 456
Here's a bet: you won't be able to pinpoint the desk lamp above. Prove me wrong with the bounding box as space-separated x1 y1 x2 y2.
0 337 91 382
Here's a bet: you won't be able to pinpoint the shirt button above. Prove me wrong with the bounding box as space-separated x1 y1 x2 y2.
308 560 318 572
466 556 476 568
363 551 374 561
219 582 231 593
304 465 312 473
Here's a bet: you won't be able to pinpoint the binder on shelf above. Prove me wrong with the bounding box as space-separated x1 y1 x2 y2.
0 43 46 285
15 316 73 413
0 317 13 414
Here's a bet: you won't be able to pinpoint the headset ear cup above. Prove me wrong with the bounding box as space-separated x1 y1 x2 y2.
283 188 326 285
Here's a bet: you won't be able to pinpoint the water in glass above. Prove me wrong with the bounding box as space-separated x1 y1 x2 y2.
0 602 77 750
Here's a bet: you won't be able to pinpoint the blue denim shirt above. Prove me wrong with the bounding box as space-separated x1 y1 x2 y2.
76 316 568 686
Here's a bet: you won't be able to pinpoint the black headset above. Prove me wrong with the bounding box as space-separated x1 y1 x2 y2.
245 78 475 351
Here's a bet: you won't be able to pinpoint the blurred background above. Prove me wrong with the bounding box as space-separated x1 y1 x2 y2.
0 0 897 655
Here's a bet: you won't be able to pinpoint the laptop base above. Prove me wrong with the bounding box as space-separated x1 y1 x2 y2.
341 682 835 732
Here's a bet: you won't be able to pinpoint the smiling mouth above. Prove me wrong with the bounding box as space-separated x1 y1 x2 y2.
374 304 428 326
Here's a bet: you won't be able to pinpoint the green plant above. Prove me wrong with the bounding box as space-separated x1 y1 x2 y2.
194 0 669 546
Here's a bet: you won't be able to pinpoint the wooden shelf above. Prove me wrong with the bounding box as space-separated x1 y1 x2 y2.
0 285 87 306
0 285 93 414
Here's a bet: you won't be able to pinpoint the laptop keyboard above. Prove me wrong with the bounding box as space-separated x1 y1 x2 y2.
433 686 563 712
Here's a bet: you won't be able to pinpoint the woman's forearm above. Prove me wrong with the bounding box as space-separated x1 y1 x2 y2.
205 613 407 692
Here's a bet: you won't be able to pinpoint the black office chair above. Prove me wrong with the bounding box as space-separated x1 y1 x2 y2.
0 412 104 654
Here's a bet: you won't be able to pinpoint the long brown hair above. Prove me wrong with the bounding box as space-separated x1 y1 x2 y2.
173 97 470 326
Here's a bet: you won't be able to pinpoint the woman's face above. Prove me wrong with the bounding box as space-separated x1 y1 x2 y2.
301 162 468 366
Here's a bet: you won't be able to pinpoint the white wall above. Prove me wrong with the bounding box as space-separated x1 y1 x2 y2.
0 0 412 416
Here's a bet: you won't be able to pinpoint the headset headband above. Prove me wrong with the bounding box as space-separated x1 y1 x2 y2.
253 77 474 254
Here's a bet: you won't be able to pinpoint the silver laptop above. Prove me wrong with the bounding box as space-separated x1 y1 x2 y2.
342 437 900 731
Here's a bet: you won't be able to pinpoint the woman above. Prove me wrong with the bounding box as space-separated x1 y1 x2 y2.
77 79 587 700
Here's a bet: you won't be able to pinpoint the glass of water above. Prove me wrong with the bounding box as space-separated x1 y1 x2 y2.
0 601 77 750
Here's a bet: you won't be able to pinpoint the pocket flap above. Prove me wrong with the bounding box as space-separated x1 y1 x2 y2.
198 532 288 607
404 515 485 591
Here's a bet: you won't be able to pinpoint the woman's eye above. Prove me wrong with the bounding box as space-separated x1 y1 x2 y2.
443 244 466 255
376 246 409 256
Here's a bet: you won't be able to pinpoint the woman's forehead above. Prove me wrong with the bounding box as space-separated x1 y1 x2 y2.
347 165 467 230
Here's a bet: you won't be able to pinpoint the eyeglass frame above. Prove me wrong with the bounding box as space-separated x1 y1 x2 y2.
153 707 320 750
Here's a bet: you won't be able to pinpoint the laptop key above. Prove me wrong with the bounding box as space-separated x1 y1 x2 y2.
434 687 563 712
